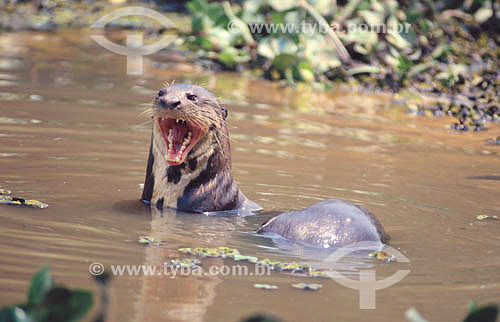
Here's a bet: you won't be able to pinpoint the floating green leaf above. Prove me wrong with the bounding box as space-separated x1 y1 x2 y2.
178 247 240 258
253 284 278 290
476 215 499 221
308 270 329 278
0 196 48 209
138 236 154 244
233 255 259 263
167 258 201 269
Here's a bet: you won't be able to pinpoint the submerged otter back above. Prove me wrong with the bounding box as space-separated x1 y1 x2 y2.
257 199 389 248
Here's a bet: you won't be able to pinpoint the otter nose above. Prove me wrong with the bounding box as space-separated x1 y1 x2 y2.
159 96 181 109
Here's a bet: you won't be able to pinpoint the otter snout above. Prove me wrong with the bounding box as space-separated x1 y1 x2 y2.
159 95 181 109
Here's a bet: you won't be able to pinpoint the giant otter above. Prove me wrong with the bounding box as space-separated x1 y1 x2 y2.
141 84 388 247
141 84 261 213
257 199 389 248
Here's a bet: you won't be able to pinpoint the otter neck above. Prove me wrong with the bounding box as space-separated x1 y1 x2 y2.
149 127 243 213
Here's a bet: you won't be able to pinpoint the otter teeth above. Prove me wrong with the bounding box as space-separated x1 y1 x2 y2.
167 129 192 163
175 131 192 161
167 129 173 151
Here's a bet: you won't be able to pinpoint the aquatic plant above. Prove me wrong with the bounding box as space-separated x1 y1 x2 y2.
0 187 48 208
0 266 93 322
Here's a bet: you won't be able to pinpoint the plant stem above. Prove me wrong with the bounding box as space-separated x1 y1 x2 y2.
298 0 351 63
222 1 254 44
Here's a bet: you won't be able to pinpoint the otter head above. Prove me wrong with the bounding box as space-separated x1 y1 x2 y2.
152 84 228 166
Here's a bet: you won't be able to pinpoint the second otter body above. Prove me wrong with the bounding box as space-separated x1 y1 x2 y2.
257 199 389 248
141 84 388 247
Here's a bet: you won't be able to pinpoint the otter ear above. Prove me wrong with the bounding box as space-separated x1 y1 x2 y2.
221 106 228 120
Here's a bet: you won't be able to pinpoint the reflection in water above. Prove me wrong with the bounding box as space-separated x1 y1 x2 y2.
137 208 243 322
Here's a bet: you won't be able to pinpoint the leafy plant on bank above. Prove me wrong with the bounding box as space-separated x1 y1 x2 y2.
184 0 493 84
183 0 500 130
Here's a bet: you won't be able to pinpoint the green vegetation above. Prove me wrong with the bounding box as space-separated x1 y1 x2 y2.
184 0 499 130
0 266 93 322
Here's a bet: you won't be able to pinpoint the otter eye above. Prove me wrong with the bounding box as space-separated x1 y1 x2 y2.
158 89 166 97
186 93 197 101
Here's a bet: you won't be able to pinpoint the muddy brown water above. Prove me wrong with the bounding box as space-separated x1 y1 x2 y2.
0 30 499 322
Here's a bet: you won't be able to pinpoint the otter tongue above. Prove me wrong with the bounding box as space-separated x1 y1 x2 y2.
166 122 189 164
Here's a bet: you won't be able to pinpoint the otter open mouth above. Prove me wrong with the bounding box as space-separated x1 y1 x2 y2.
158 117 203 166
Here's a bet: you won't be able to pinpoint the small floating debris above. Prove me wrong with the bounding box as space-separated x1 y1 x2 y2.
0 188 11 195
178 247 332 278
29 94 43 101
307 270 329 279
257 259 311 273
476 215 499 221
292 283 323 291
486 137 500 145
257 258 282 269
166 258 201 269
405 307 430 322
233 254 259 263
0 196 48 209
279 262 311 272
178 247 240 258
138 236 155 244
253 284 278 290
369 251 395 263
